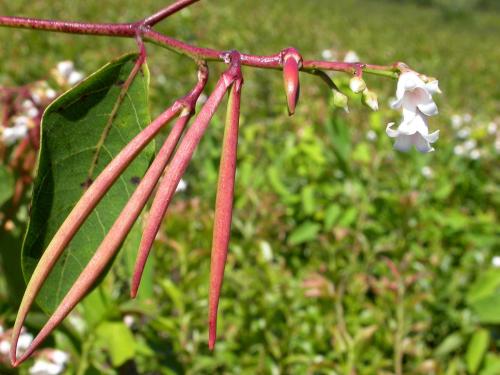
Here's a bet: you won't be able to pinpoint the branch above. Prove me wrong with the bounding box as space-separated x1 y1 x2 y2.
0 1 401 78
143 0 202 26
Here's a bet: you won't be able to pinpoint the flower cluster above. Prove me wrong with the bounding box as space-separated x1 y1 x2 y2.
451 113 499 159
51 61 84 88
386 71 440 153
0 325 33 361
28 349 70 375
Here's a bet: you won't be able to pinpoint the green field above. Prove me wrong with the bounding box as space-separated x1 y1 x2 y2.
0 0 499 374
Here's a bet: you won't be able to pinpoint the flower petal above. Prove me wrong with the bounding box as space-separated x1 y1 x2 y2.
393 134 413 152
414 133 434 153
426 80 441 94
386 122 399 138
418 100 438 116
424 129 440 143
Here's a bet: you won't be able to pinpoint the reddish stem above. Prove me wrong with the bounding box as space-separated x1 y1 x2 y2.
208 76 242 350
0 1 400 78
144 0 201 26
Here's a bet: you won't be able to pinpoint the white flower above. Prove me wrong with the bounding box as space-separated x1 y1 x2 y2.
321 49 334 60
48 350 70 366
197 93 208 106
67 71 84 86
463 139 477 151
29 359 64 375
387 72 440 153
487 122 497 135
22 100 39 118
1 122 29 146
457 127 470 139
0 339 10 355
17 331 34 354
386 114 439 153
451 114 462 129
492 256 500 268
123 314 135 328
343 50 360 63
454 144 465 156
46 89 57 100
175 178 187 193
366 130 377 141
53 60 84 87
469 149 481 160
391 72 440 118
421 166 433 178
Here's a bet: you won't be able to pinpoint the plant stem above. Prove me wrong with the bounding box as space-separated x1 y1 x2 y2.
0 1 401 78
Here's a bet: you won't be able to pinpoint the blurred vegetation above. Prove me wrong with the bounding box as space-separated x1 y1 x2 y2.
0 0 499 374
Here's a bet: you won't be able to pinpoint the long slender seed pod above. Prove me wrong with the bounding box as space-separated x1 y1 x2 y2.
133 57 242 288
10 105 180 366
12 111 195 366
129 112 193 297
208 77 242 350
10 63 208 366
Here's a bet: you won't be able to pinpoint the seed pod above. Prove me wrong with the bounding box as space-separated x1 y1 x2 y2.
349 76 366 94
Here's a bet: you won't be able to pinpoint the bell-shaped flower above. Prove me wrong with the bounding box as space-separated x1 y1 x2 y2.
386 111 439 153
387 71 440 153
391 71 440 118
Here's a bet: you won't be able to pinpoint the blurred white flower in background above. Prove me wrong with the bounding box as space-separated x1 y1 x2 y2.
469 149 481 160
451 114 462 129
1 117 30 146
29 349 70 375
366 130 377 142
343 50 360 63
197 93 208 105
421 166 434 179
22 99 39 119
487 122 497 135
386 72 440 153
0 327 33 358
321 49 334 60
52 60 84 87
175 178 187 193
492 256 500 268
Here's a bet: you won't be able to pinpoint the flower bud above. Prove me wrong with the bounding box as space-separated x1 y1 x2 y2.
362 89 379 111
349 76 366 94
282 48 302 116
332 90 349 112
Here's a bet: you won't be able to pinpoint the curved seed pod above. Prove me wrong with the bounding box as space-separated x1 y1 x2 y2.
208 77 242 350
9 61 209 366
282 48 302 116
133 56 242 297
11 111 194 366
10 105 181 366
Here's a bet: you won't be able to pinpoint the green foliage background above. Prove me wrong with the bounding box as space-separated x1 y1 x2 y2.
0 0 499 374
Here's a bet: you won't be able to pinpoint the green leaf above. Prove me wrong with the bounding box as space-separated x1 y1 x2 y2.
0 164 14 206
95 321 136 367
467 269 500 304
288 221 321 245
469 294 500 324
480 353 500 375
435 332 464 358
324 204 341 230
466 329 490 374
22 53 153 313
